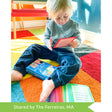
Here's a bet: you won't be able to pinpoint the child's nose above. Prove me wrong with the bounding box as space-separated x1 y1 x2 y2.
60 18 65 22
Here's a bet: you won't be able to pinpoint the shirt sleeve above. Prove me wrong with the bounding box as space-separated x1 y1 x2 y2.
44 21 51 46
74 23 82 47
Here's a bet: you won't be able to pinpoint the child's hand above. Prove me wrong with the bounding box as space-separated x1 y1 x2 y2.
69 40 78 48
40 79 55 102
47 37 53 51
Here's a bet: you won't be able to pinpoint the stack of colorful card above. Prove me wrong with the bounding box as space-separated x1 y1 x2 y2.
47 84 94 102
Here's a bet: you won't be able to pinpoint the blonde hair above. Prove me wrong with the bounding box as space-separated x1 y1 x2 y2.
46 0 73 19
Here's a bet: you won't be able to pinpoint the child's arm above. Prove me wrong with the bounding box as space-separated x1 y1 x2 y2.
47 37 53 51
44 21 53 50
44 27 50 46
69 23 82 48
69 39 78 48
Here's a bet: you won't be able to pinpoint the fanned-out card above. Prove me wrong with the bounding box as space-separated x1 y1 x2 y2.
47 84 94 102
53 36 77 48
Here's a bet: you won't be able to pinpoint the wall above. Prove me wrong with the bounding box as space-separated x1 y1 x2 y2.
71 0 101 33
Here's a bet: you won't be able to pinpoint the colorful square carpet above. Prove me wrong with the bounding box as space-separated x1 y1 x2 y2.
11 29 101 102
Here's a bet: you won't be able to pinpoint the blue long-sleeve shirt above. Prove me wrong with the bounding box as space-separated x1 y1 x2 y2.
44 19 82 52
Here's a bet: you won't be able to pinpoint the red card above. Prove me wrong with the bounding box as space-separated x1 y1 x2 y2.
53 36 77 48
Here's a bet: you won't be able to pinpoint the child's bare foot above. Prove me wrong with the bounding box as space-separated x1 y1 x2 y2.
40 79 55 102
11 70 23 81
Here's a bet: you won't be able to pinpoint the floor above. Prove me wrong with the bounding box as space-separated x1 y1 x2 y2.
11 27 101 102
12 26 101 50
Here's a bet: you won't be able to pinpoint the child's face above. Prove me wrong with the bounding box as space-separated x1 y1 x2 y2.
53 12 70 25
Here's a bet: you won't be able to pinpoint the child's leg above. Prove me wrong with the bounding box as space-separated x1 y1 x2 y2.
11 44 58 81
39 53 81 102
48 53 81 88
40 79 55 102
11 70 23 81
53 54 81 86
